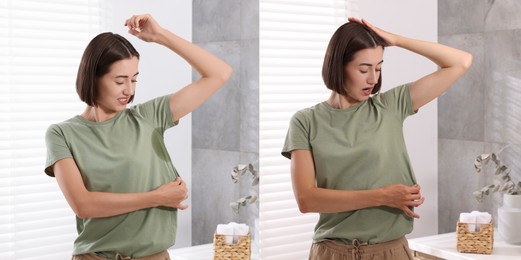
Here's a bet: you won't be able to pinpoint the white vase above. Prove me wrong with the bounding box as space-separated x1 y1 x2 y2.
498 194 521 245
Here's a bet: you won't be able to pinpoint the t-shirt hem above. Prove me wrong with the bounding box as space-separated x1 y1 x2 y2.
45 156 73 177
164 94 178 128
281 144 310 159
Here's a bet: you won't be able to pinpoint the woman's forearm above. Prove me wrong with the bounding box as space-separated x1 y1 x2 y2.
395 36 472 70
295 186 384 213
54 158 187 219
73 190 158 218
291 150 423 217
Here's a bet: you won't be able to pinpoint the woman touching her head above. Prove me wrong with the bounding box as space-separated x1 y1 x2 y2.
282 18 472 260
45 14 232 260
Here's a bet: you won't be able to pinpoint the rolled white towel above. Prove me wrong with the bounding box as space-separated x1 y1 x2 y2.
216 224 234 244
228 222 250 243
459 212 477 232
234 223 250 243
234 223 250 236
472 211 492 224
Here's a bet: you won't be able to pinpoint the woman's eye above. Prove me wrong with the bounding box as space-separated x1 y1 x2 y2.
360 70 368 74
116 82 124 85
131 80 138 83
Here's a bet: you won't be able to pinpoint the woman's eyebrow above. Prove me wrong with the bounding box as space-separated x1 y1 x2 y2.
359 60 384 67
115 72 140 78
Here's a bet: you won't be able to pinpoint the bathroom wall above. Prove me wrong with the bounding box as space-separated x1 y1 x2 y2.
438 0 521 233
191 0 259 245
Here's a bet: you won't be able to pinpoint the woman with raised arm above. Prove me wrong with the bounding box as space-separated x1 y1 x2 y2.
44 14 232 260
282 18 472 260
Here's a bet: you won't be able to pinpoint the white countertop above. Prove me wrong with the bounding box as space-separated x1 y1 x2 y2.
168 243 259 260
408 232 521 259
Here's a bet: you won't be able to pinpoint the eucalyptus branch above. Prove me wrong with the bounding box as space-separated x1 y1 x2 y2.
473 152 520 202
230 163 259 214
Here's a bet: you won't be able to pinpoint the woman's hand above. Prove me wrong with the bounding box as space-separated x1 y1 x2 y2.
124 14 165 43
347 17 400 46
379 183 425 218
154 177 189 210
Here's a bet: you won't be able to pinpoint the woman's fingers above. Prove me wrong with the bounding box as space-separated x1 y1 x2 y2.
403 206 420 219
406 196 425 207
177 202 189 210
125 14 146 29
381 183 424 218
124 14 163 43
346 17 398 46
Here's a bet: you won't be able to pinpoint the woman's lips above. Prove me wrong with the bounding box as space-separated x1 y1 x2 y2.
117 98 128 105
362 87 373 96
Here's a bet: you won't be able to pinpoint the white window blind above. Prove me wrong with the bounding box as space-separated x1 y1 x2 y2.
259 0 354 259
0 1 112 259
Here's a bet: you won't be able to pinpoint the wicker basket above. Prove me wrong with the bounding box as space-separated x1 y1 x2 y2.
456 220 494 254
213 233 251 260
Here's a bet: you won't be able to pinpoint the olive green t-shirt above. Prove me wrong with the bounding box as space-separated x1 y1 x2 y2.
45 95 179 258
282 84 418 245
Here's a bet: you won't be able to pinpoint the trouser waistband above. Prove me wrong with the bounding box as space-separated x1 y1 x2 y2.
317 237 408 260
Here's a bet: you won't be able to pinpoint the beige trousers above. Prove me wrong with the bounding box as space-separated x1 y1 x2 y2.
309 236 414 260
72 250 170 260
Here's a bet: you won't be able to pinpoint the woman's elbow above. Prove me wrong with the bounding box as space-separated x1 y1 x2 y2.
295 193 315 213
70 200 95 218
223 65 233 82
461 52 473 71
75 209 90 219
216 65 233 84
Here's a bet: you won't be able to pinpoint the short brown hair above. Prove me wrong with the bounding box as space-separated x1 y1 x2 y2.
76 32 140 106
322 22 388 96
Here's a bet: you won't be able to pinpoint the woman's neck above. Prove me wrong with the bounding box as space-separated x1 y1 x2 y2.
80 106 117 122
326 92 360 109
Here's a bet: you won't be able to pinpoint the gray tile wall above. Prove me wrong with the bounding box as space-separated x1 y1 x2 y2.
191 0 259 245
438 0 521 233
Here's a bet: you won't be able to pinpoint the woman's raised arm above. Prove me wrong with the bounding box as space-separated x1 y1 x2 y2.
350 18 472 111
124 14 233 123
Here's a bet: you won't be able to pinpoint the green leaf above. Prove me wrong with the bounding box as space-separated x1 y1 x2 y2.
236 164 248 172
473 191 484 202
501 183 511 192
491 153 499 164
480 186 492 192
474 160 482 172
230 202 240 214
251 176 259 186
495 165 508 175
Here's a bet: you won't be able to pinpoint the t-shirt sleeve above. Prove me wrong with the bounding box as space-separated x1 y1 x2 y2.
379 83 417 121
281 110 312 159
131 95 177 133
44 124 73 177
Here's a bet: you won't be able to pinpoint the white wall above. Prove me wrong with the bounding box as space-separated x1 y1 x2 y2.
112 1 193 248
357 0 438 237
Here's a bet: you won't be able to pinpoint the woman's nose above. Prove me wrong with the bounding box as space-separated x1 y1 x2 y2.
367 71 378 84
123 83 134 96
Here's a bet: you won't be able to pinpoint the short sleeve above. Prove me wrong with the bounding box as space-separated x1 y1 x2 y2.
378 83 417 121
281 110 312 159
131 95 177 133
44 124 73 177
